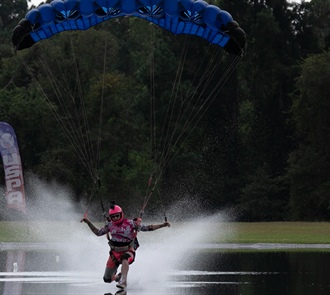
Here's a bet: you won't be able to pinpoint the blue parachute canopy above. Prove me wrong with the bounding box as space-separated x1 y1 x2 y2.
12 0 246 55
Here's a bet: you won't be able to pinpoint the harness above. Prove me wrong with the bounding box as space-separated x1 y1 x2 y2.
108 240 135 252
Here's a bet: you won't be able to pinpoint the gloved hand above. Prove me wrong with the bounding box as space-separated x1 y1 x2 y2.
163 222 171 227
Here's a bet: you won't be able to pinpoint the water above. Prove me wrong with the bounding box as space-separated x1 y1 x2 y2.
0 206 329 295
0 244 329 295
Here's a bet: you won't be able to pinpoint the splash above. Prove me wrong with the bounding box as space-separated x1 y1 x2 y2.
1 176 236 294
122 199 235 291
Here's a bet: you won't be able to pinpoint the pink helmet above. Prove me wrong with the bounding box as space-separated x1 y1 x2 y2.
109 203 124 224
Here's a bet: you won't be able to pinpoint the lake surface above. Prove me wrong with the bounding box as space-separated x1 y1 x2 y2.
0 243 329 295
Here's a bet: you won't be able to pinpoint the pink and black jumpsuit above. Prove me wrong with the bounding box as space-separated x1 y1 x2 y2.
97 218 153 283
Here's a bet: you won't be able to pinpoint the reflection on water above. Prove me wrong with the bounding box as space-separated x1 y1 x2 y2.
184 251 330 295
3 251 25 295
0 245 330 295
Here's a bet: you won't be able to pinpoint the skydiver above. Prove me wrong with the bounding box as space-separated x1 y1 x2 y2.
80 201 170 289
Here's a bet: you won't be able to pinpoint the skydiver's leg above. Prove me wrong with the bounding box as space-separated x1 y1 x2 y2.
116 252 134 289
121 259 129 278
116 259 128 288
103 255 118 283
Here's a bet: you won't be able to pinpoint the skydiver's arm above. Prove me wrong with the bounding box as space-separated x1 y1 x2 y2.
80 218 104 236
140 222 171 231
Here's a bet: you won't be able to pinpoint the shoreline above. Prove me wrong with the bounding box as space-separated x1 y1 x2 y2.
1 242 330 251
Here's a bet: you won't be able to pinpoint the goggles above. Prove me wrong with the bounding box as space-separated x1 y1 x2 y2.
110 213 121 220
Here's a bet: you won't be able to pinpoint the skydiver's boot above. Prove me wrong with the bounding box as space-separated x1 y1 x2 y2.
115 272 122 282
116 275 127 289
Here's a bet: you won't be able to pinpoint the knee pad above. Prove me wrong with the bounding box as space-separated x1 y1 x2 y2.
121 253 131 261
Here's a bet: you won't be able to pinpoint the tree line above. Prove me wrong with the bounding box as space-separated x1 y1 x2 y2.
0 0 329 221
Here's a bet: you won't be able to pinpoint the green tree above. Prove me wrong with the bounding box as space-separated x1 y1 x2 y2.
234 2 294 220
288 51 330 220
308 0 330 51
0 0 27 29
5 0 330 221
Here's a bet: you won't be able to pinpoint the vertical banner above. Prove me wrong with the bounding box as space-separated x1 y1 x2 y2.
0 122 26 214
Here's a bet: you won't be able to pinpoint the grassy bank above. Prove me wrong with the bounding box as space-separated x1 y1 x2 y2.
0 221 329 244
0 221 90 243
220 222 330 244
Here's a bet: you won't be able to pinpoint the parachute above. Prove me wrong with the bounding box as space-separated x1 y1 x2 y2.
12 0 246 56
0 122 26 214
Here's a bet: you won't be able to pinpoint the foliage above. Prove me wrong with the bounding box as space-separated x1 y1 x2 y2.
0 0 27 29
1 0 330 221
288 51 330 220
